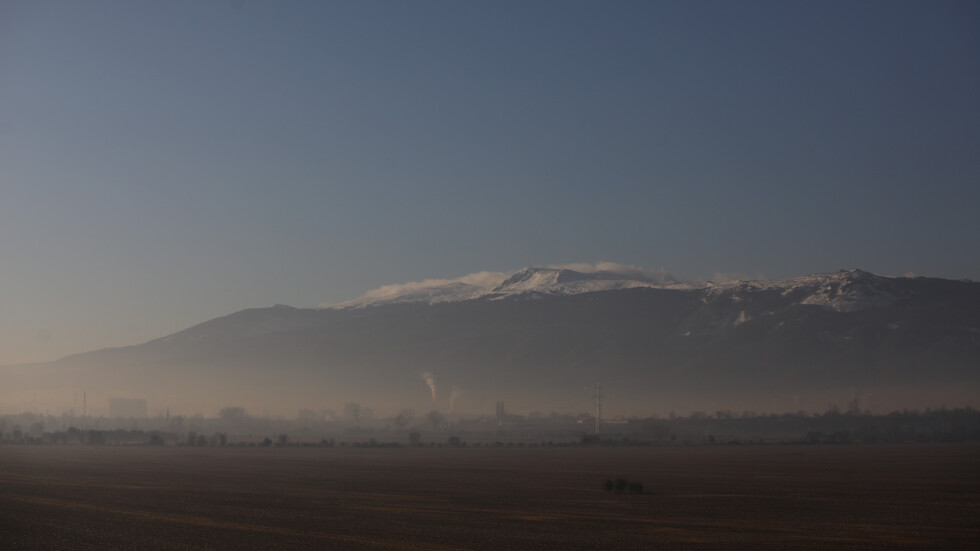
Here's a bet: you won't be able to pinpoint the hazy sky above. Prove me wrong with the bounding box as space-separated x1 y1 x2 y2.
1 1 978 364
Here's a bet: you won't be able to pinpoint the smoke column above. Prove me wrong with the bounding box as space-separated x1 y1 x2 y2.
422 371 436 403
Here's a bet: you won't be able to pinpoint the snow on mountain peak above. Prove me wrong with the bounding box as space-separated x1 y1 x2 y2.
325 263 681 308
323 265 898 313
491 266 679 295
328 271 509 309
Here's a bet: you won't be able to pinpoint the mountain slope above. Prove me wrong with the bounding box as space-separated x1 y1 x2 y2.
5 269 979 416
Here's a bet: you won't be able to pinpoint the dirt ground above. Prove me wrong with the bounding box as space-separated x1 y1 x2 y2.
0 443 977 550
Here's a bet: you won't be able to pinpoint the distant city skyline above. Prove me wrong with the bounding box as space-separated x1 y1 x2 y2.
1 1 978 364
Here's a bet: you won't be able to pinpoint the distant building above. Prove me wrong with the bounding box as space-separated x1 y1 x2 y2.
109 398 147 418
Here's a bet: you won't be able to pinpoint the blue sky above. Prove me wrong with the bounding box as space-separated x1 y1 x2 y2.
1 1 978 364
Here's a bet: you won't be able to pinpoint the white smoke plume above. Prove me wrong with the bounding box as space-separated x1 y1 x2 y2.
422 371 436 403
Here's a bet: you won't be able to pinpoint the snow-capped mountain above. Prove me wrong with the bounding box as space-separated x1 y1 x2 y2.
332 280 495 308
332 266 902 313
489 266 682 296
6 266 978 415
331 265 686 308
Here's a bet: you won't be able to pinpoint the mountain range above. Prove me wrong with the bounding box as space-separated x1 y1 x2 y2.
4 266 978 417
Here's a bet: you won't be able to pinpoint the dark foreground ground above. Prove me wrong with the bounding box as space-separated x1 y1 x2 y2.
0 444 977 550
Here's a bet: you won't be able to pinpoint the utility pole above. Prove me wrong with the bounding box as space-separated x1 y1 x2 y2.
593 383 602 435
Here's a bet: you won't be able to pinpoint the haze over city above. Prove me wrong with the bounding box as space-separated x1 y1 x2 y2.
2 5 979 548
1 0 978 368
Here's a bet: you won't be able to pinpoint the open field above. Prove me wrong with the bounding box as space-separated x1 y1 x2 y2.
0 444 977 549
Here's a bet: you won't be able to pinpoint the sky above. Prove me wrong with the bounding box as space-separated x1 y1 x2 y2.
1 0 978 365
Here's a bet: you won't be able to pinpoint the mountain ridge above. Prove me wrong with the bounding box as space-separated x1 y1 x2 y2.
3 268 978 416
329 266 911 313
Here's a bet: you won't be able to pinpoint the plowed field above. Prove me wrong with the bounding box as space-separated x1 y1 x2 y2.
1 444 977 549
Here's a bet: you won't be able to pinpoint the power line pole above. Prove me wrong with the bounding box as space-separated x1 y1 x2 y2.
593 383 602 435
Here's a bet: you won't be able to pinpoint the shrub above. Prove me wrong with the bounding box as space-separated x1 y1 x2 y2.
606 478 644 495
615 478 628 492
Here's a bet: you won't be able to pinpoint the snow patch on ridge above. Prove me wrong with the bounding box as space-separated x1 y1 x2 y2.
705 269 898 312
